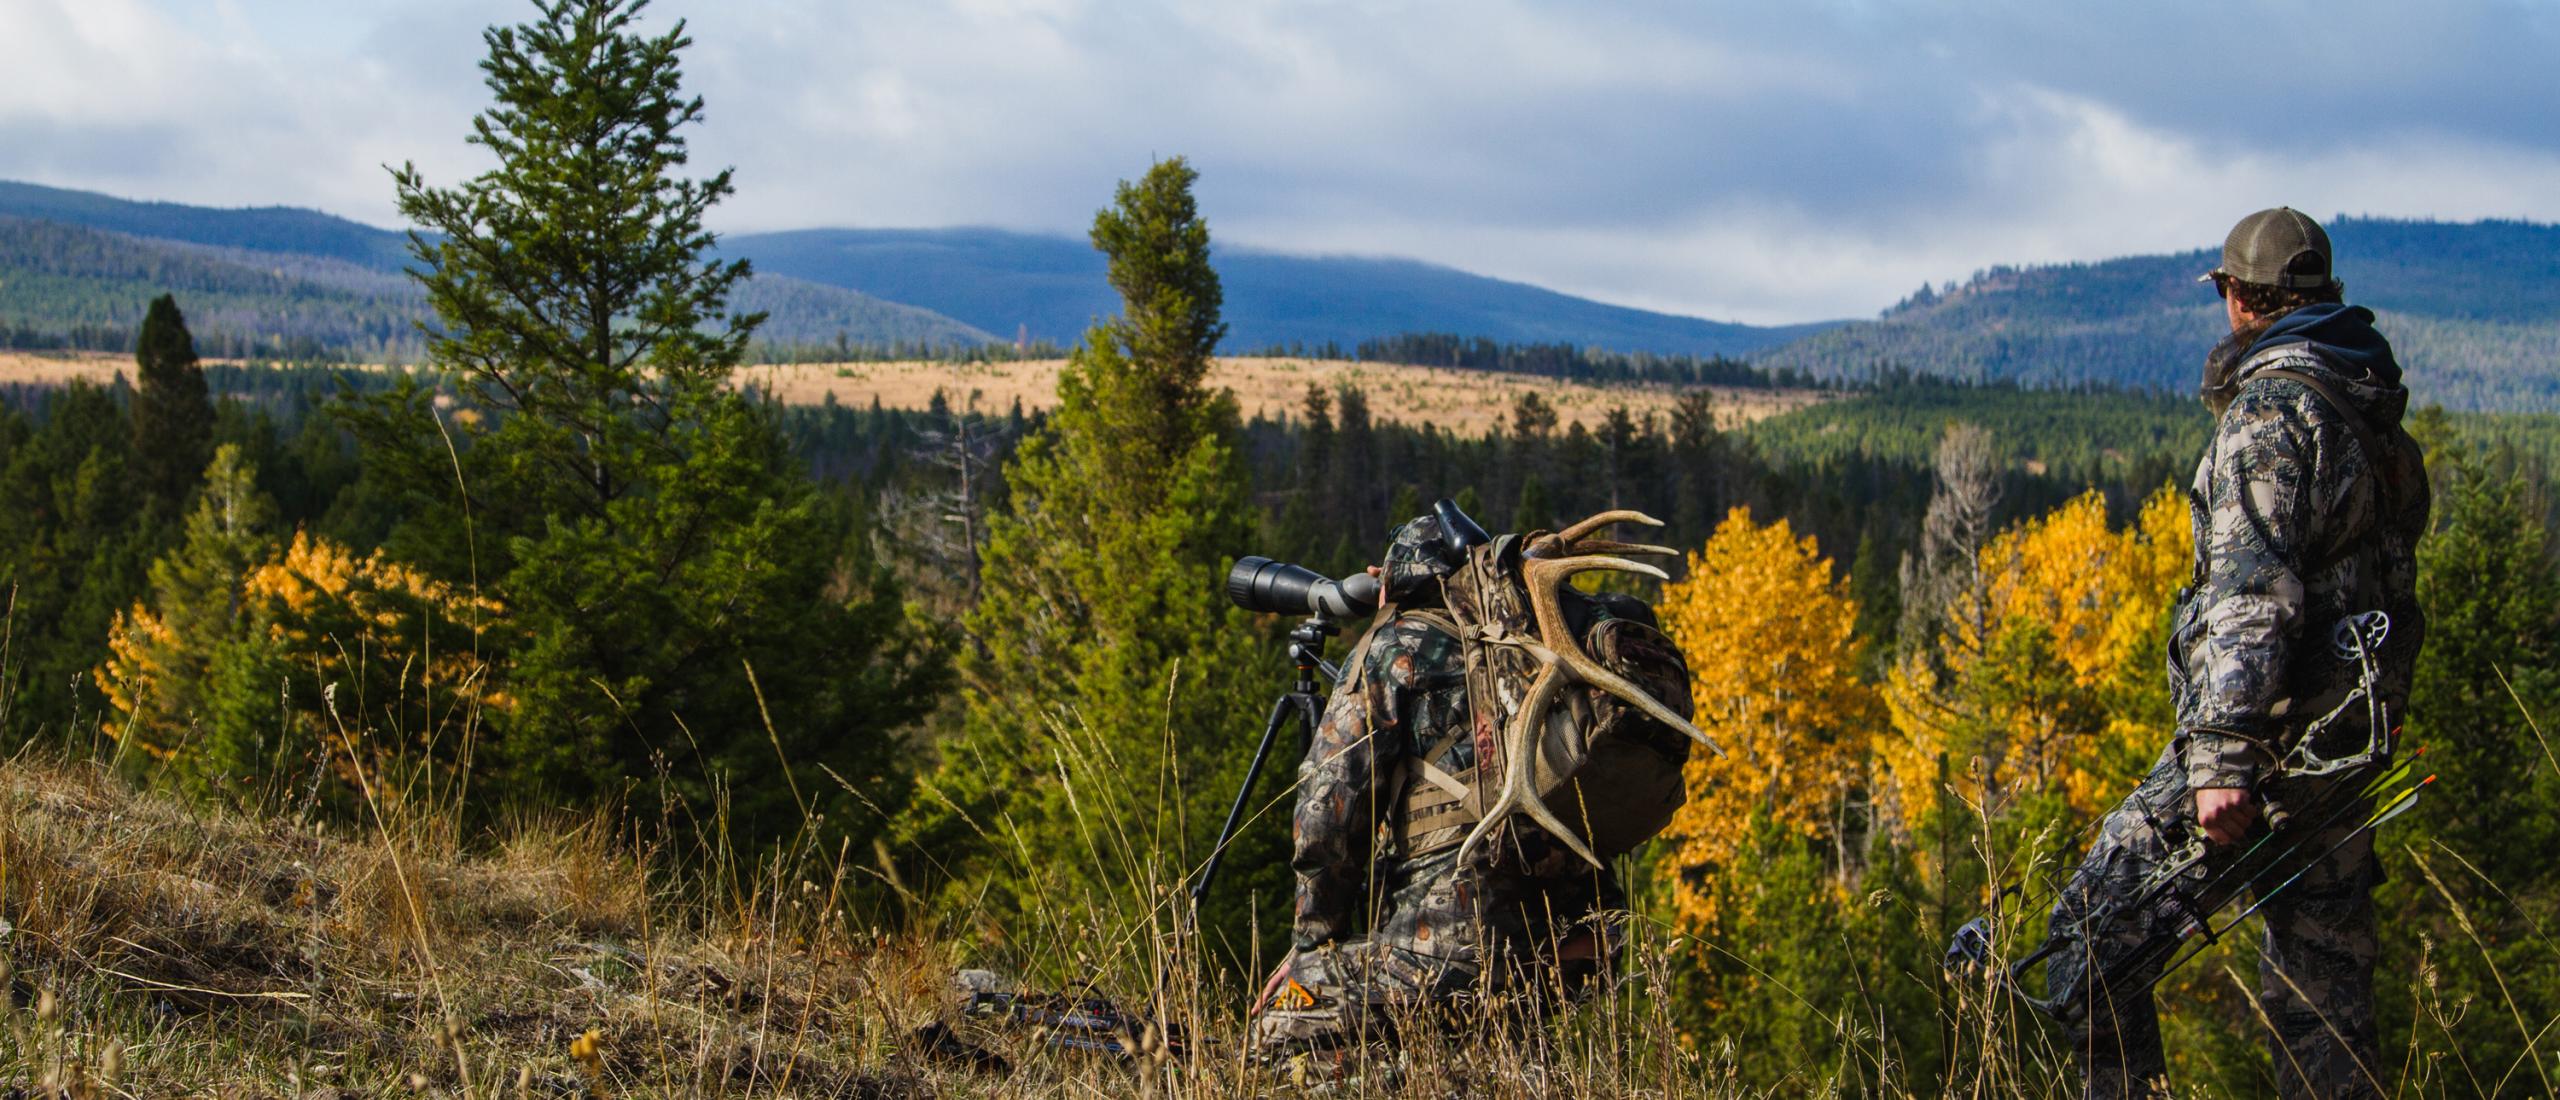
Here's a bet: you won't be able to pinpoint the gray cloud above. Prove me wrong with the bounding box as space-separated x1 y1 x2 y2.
4 0 2557 323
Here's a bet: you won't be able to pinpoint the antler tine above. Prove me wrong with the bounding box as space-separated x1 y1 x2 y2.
1523 557 1725 758
1568 539 1681 559
1453 654 1606 871
1531 509 1666 558
1554 509 1663 545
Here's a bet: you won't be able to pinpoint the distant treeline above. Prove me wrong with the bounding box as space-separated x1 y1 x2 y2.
8 363 2548 568
1278 332 1826 389
746 336 1071 365
3 318 377 361
3 318 130 353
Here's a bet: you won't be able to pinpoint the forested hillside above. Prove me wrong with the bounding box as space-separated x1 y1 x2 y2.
0 187 994 357
726 226 1830 354
0 215 420 358
0 179 415 268
1755 217 2560 410
0 180 1821 362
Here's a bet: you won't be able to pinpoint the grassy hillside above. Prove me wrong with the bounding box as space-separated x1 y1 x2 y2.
1751 217 2560 412
0 753 1814 1096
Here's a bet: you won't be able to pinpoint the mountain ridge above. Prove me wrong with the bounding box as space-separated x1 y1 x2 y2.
0 180 1832 360
4 180 2555 410
721 225 1830 356
1752 216 2560 410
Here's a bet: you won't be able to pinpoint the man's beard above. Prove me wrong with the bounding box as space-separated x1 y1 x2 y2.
2199 312 2288 418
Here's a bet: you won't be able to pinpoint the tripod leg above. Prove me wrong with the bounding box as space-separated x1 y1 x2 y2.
1191 692 1306 908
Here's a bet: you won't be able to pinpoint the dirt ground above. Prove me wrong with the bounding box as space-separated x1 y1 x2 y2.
1 351 1830 432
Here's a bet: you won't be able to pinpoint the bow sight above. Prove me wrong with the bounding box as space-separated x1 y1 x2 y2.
1945 611 2432 1026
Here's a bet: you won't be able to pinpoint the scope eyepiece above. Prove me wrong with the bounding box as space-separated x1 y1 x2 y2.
1226 556 1381 620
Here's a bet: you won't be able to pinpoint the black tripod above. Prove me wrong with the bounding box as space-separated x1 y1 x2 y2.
1188 613 1346 908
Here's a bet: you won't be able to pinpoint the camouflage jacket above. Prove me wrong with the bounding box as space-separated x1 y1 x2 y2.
2171 303 2430 790
1289 610 1616 966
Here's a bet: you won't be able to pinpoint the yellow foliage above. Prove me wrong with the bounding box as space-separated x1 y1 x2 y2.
98 530 509 770
1653 506 1883 932
98 608 182 758
1881 487 2189 822
240 529 511 720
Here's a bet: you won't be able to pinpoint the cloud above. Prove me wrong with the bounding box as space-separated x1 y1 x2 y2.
3 0 2557 323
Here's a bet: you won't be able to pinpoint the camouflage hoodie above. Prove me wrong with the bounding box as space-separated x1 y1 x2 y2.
2171 302 2430 791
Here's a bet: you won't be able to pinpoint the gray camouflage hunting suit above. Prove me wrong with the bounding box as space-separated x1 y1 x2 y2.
1251 517 1678 1052
2050 299 2429 1099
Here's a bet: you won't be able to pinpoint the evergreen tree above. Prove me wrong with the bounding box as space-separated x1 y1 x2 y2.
129 294 213 510
96 444 276 793
0 383 164 741
2402 443 2560 881
2374 442 2560 1084
906 158 1274 959
344 0 945 839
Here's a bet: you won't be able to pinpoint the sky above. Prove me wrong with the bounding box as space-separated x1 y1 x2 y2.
5 0 2559 325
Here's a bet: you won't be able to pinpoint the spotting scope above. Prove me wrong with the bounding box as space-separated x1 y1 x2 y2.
1225 557 1381 620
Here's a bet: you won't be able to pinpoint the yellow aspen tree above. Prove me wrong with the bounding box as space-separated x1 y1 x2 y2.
101 528 506 799
1882 487 2189 821
1654 506 1884 932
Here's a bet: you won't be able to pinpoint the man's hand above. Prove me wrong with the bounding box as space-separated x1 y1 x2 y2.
2194 787 2257 846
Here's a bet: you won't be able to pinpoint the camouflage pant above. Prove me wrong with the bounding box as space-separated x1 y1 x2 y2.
1249 938 1482 1051
2048 745 2382 1100
1250 928 1608 1053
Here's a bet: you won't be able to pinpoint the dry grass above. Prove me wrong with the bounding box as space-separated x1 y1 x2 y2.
1 351 1830 433
0 756 1760 1096
1 726 2546 1095
741 357 1826 433
0 758 923 1094
0 351 132 389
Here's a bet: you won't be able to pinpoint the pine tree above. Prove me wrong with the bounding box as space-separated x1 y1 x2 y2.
2406 446 2560 883
905 158 1274 958
2376 442 2560 1093
344 0 945 840
96 444 276 789
0 383 163 740
130 295 213 510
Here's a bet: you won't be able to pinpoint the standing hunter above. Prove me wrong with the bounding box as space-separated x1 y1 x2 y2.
1252 508 1707 1059
2049 208 2429 1098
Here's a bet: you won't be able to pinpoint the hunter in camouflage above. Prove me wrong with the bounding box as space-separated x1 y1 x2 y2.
1251 515 1644 1052
2050 208 2429 1099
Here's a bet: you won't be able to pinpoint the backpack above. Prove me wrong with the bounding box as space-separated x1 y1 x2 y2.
1392 515 1714 870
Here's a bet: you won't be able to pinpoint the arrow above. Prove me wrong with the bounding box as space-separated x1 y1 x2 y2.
2129 776 2429 999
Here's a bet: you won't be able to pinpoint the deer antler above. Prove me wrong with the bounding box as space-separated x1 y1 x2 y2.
1528 510 1678 560
1454 642 1593 869
1524 555 1719 755
1453 547 1725 870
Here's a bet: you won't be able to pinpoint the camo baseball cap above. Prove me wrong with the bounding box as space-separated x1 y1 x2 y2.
1381 513 1457 600
2200 206 2338 290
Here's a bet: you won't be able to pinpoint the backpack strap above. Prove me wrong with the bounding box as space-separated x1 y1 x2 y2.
1359 605 1485 859
2247 366 2401 573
